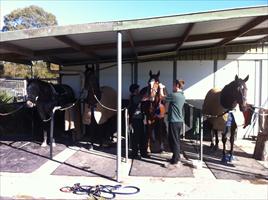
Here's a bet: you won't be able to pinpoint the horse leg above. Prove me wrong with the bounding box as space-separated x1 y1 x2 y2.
221 132 228 163
210 129 214 149
147 125 152 153
229 124 237 162
158 119 165 152
211 129 219 151
41 130 48 147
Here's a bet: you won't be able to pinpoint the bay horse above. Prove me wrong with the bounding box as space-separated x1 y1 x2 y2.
26 78 75 147
83 66 117 146
202 75 249 163
140 70 167 153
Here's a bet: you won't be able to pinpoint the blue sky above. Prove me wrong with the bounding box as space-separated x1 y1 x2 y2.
1 0 267 27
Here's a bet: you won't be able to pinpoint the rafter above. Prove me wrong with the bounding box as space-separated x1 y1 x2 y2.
126 30 138 58
175 23 194 51
0 42 34 57
54 35 99 59
215 16 268 47
257 35 268 43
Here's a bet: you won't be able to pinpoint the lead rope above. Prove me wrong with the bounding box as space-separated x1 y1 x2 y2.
0 103 26 116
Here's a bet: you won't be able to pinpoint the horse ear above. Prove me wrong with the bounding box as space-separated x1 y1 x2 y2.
157 70 160 77
235 75 239 81
149 70 152 77
244 75 249 82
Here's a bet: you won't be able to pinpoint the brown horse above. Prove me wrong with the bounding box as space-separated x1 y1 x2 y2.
140 70 167 153
202 75 249 163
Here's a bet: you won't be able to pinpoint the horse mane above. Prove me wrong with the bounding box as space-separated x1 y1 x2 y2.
220 82 238 110
84 66 101 105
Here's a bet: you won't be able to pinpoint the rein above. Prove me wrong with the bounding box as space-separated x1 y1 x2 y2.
93 94 126 112
0 103 26 116
87 83 126 112
203 109 230 119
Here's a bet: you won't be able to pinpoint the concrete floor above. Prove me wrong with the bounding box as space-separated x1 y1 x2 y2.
0 138 267 200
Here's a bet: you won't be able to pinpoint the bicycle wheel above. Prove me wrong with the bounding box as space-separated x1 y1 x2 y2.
103 185 140 195
73 185 92 195
60 186 74 193
89 186 116 199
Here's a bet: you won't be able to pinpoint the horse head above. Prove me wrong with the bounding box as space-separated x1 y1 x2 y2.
26 78 42 108
84 66 101 105
220 75 249 112
148 70 161 102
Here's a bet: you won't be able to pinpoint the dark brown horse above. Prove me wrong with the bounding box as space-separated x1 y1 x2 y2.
202 75 249 163
140 70 167 153
83 66 117 146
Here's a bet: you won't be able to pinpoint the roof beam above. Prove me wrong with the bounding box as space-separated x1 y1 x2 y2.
257 35 268 43
54 35 99 59
27 27 268 58
126 30 138 58
175 23 194 51
0 42 34 57
215 16 268 47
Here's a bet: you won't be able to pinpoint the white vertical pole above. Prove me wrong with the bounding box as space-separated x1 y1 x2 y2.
117 31 122 182
125 109 128 163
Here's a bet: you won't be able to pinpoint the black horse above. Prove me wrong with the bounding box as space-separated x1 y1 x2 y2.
140 70 167 153
202 75 249 163
26 78 75 147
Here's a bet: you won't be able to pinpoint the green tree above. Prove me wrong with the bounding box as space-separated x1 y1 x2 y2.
1 6 59 78
2 5 58 31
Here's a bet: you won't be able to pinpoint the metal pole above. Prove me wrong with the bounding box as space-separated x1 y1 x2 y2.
50 111 55 159
200 115 203 167
116 31 122 182
50 106 61 159
125 109 128 163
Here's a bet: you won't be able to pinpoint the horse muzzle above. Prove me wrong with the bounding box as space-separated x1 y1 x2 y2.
26 100 36 108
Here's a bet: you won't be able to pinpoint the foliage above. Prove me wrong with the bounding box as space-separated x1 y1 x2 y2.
2 5 58 32
1 5 59 78
0 91 13 104
1 61 59 79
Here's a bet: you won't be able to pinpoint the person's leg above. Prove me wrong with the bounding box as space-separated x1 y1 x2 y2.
131 120 139 158
140 120 149 157
168 122 180 163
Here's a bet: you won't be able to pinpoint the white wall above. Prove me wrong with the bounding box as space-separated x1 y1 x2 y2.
261 60 268 108
177 60 214 100
99 63 132 99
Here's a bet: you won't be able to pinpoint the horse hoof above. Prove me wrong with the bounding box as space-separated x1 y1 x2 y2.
221 156 228 164
228 155 234 162
41 142 47 147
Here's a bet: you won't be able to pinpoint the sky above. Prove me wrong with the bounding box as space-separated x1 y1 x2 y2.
0 0 267 28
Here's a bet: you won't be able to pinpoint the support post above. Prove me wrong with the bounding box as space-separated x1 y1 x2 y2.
199 115 203 167
116 31 122 182
125 109 128 163
50 106 61 159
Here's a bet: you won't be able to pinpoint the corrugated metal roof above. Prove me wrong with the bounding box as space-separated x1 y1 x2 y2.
0 6 267 65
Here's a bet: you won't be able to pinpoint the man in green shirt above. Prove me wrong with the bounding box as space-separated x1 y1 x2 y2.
165 80 186 165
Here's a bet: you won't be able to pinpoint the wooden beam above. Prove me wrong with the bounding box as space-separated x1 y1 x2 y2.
257 35 268 43
175 23 194 51
215 16 268 47
126 30 138 58
35 48 77 56
0 42 34 57
0 54 32 65
29 27 268 58
54 35 99 59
